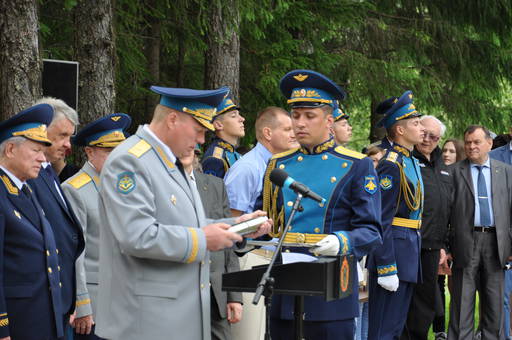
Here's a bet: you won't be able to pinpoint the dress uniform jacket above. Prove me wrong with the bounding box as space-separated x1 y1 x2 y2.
262 138 382 322
95 126 233 340
0 169 64 339
62 161 102 318
367 144 424 340
202 137 241 178
367 144 424 283
194 171 243 340
28 164 85 316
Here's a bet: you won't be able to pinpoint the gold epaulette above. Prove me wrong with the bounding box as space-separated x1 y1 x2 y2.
128 139 151 158
217 141 234 153
393 145 410 157
67 172 92 190
386 151 399 163
0 175 18 195
270 147 300 161
213 147 224 159
334 146 365 159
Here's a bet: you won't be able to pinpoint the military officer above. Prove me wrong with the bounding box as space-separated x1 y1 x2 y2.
331 105 353 146
201 93 245 178
0 104 64 340
95 86 271 340
62 113 131 339
262 70 382 339
367 91 426 340
28 98 86 335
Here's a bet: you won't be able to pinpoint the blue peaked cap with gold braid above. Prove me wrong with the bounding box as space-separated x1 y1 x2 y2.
0 104 53 146
214 93 239 120
280 69 346 109
333 101 350 121
72 113 132 147
150 86 229 131
377 90 421 129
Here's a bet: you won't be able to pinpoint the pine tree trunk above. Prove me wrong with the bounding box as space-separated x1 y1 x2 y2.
144 0 161 120
73 0 115 164
0 0 42 120
205 0 240 102
369 98 386 143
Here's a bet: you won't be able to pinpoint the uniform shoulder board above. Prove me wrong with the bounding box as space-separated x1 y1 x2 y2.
0 175 18 195
128 139 151 158
213 146 224 159
271 147 300 160
67 172 92 190
386 151 399 163
334 146 365 159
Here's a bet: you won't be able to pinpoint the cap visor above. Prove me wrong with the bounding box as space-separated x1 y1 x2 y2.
26 136 52 146
195 117 214 131
290 102 327 109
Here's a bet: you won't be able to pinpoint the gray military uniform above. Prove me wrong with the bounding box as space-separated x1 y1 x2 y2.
62 161 101 318
96 125 233 340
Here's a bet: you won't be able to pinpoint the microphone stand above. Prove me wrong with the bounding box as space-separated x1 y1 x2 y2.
253 193 304 340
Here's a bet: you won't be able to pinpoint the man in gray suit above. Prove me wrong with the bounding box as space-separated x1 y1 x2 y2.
95 86 271 340
182 149 243 340
447 125 512 340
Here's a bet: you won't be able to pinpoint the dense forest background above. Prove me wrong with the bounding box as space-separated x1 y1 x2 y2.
1 0 511 152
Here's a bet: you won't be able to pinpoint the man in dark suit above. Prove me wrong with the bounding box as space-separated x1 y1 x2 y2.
0 104 64 340
28 98 85 335
447 125 512 340
182 149 243 340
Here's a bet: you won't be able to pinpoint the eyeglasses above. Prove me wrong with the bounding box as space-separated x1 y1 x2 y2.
423 133 440 142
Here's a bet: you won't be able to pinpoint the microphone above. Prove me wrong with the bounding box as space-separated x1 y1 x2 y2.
269 168 326 204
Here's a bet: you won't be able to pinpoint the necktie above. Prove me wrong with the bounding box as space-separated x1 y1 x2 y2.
21 184 42 229
21 184 31 197
175 158 187 181
476 165 492 226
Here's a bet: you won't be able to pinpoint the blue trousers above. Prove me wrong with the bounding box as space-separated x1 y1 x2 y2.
368 275 414 340
270 318 355 340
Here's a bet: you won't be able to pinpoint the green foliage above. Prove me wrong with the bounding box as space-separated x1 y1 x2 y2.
39 0 512 149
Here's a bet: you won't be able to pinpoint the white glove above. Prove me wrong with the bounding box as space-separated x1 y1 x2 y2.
378 274 399 292
309 235 340 256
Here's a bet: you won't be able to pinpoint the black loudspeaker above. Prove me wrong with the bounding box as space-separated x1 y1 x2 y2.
42 59 79 110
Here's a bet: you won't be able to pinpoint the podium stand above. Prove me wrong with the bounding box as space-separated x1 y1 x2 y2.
223 255 354 339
